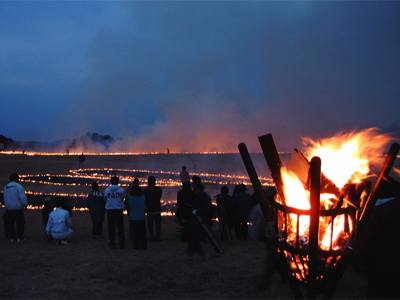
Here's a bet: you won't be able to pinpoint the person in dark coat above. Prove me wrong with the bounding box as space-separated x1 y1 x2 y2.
232 184 252 240
177 181 195 227
357 177 400 299
87 182 106 238
191 175 201 188
78 153 86 169
184 183 213 262
143 176 163 242
216 186 233 241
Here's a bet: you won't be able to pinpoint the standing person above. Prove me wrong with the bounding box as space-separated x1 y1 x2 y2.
143 176 163 242
126 184 147 250
184 183 213 262
357 177 400 299
176 181 195 228
125 178 140 202
104 176 125 249
46 197 73 245
87 182 106 239
216 186 233 241
3 173 28 242
78 153 86 169
232 184 252 241
191 175 201 188
179 166 190 183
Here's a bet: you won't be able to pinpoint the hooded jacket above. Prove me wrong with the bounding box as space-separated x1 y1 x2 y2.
104 185 125 210
3 181 28 210
87 190 106 223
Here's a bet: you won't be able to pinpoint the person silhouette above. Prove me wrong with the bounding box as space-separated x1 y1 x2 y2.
180 166 190 183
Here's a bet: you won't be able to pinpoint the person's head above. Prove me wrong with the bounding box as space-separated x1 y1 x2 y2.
44 196 52 205
191 175 201 186
182 165 187 171
133 178 140 185
182 181 191 190
111 176 119 185
221 186 229 195
236 183 247 193
10 173 19 182
194 183 205 195
55 197 67 208
130 184 143 196
91 182 99 191
148 176 156 186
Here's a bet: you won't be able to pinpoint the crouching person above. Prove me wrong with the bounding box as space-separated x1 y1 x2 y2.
46 197 73 245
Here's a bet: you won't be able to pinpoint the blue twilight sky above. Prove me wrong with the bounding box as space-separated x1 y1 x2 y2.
1 1 400 153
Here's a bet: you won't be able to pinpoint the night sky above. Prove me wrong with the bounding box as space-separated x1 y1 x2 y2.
1 1 399 153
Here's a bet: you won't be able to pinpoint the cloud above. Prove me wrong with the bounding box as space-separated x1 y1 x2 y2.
1 1 400 153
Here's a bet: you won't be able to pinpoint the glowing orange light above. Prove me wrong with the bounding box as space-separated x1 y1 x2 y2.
302 127 393 189
280 127 394 251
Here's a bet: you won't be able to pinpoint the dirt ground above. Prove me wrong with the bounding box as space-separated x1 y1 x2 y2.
0 153 370 299
0 209 368 299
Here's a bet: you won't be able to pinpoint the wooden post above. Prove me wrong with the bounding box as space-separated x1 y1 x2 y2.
307 156 321 300
238 142 272 222
358 142 400 235
258 134 287 205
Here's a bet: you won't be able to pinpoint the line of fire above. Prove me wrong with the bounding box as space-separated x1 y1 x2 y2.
239 128 399 299
0 166 273 215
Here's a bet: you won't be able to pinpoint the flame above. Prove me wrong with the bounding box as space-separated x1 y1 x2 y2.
281 168 310 239
302 127 393 189
280 127 394 252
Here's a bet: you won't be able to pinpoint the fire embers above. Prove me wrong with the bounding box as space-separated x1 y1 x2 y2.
273 196 355 252
280 249 344 286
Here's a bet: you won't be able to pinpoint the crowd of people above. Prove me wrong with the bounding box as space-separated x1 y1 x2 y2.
2 168 267 253
3 167 400 298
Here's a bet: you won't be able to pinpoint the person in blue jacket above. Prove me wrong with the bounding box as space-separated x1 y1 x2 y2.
3 173 28 242
126 184 147 250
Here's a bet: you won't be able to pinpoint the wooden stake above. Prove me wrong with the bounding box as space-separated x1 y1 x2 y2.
238 142 273 222
358 142 400 235
258 133 287 205
307 156 321 300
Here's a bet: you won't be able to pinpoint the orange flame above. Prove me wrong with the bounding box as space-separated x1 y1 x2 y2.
302 127 394 189
280 127 394 251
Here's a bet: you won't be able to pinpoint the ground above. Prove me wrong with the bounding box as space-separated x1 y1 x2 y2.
0 210 367 299
0 153 369 299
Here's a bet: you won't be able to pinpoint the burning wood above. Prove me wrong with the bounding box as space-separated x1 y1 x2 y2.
239 128 399 299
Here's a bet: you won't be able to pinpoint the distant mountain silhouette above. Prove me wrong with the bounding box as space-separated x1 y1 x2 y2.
0 134 13 143
0 132 121 152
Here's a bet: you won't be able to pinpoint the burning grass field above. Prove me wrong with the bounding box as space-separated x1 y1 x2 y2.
0 153 369 299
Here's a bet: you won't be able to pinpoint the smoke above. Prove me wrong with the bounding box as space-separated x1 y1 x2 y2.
54 1 400 153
